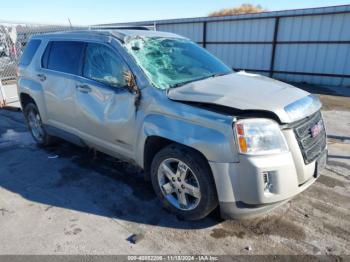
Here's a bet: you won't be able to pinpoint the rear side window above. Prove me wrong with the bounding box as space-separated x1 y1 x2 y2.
43 41 85 75
19 39 41 66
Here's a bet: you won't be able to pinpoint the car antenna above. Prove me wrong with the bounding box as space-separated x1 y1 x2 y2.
68 18 73 29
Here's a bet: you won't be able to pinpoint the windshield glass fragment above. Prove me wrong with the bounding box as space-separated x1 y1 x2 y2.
125 37 232 90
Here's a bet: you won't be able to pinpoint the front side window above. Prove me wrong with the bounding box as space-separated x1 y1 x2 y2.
125 37 232 90
44 41 85 75
83 43 127 88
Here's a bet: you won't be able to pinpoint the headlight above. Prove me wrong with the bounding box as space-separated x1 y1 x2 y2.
234 118 289 155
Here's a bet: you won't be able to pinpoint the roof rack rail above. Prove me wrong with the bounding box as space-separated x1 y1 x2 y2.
90 26 150 31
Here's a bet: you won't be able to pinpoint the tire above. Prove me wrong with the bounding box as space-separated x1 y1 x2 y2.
151 144 218 220
24 102 54 146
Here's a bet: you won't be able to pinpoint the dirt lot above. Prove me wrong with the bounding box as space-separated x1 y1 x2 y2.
0 95 349 256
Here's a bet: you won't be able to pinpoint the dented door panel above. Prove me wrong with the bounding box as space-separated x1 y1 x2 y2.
72 40 137 159
42 70 78 131
75 78 136 159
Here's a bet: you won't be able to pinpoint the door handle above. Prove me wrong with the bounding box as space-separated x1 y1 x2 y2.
37 74 46 81
76 84 92 93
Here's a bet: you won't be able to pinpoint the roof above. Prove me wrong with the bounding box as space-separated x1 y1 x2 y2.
32 29 185 43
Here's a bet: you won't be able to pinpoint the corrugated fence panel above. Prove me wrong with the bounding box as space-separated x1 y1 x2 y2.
278 13 350 41
274 11 350 86
206 18 275 41
207 44 272 70
276 44 350 72
116 5 350 87
206 18 274 71
156 23 203 42
274 44 350 86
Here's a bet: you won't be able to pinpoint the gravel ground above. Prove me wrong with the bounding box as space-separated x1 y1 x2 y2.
0 96 349 256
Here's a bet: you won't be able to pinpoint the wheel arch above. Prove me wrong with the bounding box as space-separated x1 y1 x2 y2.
20 92 37 109
17 77 48 122
143 136 213 171
143 135 213 182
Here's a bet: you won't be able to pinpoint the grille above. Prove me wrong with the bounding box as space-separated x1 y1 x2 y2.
293 111 326 164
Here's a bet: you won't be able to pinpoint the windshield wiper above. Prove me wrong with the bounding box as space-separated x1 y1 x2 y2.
170 76 211 88
212 71 232 77
170 72 231 88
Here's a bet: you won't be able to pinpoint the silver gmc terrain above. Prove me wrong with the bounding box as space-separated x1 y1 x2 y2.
17 28 327 220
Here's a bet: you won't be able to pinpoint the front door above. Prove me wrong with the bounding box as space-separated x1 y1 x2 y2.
75 42 137 160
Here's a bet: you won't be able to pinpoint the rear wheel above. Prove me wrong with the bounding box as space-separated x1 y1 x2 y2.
24 102 53 146
151 144 218 220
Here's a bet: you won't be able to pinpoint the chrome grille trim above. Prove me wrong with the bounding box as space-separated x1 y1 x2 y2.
293 111 326 164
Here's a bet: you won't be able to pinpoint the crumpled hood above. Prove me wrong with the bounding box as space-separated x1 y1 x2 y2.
167 71 318 123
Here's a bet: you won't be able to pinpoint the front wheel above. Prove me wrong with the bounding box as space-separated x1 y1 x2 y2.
151 144 218 220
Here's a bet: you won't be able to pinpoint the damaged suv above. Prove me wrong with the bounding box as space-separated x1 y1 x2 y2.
17 28 327 220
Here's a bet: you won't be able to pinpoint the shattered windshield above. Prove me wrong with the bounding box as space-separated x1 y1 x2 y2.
125 37 232 90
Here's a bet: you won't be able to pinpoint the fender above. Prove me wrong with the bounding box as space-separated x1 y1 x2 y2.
135 112 239 167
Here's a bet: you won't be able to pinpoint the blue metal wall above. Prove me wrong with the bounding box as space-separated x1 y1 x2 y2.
110 5 350 87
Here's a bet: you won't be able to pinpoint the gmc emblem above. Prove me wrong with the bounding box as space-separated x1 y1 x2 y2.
311 120 323 138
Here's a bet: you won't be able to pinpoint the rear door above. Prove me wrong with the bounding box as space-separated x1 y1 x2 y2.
74 42 137 159
40 40 85 132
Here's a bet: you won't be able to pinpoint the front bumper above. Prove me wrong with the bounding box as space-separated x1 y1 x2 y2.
209 145 326 219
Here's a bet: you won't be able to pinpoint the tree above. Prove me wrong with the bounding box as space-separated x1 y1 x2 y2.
209 4 266 17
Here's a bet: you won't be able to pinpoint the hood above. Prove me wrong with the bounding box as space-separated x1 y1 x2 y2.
167 71 320 123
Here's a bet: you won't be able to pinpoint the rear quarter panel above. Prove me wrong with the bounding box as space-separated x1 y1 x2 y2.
17 77 48 121
17 38 50 122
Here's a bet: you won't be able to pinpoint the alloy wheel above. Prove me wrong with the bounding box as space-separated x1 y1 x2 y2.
157 158 201 211
27 107 44 143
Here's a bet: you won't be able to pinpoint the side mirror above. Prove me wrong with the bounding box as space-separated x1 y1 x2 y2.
123 70 137 92
123 70 141 108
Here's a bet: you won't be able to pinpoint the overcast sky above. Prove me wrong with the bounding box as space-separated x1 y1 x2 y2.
1 0 349 25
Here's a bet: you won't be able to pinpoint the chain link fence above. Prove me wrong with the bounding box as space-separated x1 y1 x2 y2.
0 21 88 106
0 22 86 81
